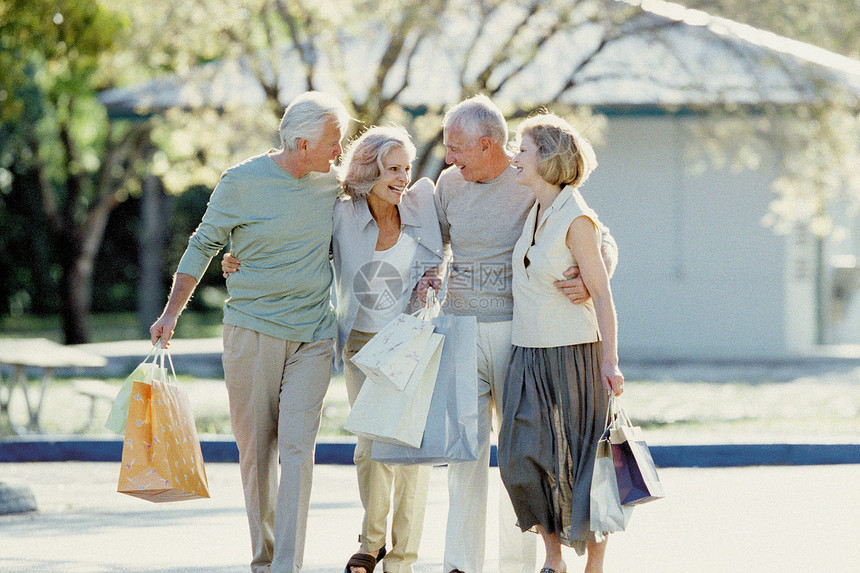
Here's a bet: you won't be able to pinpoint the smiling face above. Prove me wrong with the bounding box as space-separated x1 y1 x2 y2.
511 134 542 188
368 146 412 206
443 128 491 183
303 118 344 174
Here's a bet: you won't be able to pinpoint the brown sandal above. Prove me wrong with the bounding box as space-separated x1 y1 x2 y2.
345 546 387 573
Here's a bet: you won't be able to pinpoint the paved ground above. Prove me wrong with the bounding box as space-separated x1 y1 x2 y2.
1 462 859 573
3 338 859 571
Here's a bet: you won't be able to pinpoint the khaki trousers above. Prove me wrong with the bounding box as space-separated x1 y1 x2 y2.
222 324 334 573
344 330 431 573
443 320 537 573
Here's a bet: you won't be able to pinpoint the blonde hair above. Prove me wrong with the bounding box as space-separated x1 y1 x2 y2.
341 125 416 199
518 113 597 188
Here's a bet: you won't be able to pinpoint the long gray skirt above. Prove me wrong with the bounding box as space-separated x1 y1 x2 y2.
498 342 609 555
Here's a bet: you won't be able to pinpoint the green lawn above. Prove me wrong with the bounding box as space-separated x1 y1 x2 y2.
0 311 224 343
4 370 859 443
2 312 858 443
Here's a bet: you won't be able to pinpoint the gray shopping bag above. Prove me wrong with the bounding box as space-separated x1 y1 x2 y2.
590 428 633 533
371 315 478 465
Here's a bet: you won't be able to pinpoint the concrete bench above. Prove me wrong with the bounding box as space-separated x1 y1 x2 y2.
0 338 107 434
72 379 118 432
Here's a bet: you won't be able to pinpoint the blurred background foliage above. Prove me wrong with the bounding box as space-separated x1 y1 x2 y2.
1 0 859 343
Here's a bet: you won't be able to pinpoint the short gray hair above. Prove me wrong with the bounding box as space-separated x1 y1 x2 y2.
341 125 416 199
278 91 350 151
442 94 509 147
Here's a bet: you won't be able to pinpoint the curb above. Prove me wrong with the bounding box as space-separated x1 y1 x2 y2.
1 437 859 467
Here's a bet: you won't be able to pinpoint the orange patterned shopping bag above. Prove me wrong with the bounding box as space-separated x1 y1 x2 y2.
117 378 210 502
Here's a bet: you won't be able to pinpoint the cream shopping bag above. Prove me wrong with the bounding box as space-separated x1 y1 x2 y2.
349 289 441 391
104 343 161 435
344 331 444 447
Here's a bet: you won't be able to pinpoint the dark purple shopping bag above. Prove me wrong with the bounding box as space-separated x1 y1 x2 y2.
610 412 665 505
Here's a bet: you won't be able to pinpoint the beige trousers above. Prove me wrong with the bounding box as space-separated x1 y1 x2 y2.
222 324 334 573
344 330 431 573
443 320 537 573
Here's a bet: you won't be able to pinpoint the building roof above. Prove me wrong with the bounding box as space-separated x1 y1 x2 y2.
99 0 860 116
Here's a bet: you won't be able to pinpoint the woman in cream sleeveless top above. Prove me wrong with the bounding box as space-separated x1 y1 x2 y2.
497 113 624 573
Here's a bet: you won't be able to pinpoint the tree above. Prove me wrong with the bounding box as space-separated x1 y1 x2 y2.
115 0 860 236
691 0 860 58
105 0 659 190
682 0 860 235
0 0 153 343
5 0 859 342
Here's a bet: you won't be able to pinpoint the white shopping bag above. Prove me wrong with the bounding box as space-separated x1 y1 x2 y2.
590 428 633 533
104 344 163 435
344 331 444 448
350 289 441 391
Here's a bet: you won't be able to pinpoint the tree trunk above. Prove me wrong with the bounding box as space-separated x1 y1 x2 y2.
57 195 116 345
414 127 446 181
59 245 93 345
137 175 169 336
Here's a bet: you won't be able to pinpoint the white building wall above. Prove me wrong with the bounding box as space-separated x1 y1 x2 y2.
783 225 820 351
825 211 860 344
583 114 816 360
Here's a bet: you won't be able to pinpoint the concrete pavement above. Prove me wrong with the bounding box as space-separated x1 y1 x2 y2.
1 462 859 573
4 338 858 571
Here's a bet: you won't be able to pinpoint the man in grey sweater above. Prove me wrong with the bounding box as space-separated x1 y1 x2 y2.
150 91 350 573
432 95 617 573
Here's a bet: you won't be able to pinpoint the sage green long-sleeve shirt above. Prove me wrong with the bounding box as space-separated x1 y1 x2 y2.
176 153 339 342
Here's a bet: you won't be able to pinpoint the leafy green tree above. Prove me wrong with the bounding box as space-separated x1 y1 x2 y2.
4 0 859 343
692 0 860 58
0 0 152 343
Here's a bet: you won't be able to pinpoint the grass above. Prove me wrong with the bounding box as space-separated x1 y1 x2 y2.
0 311 224 343
2 312 858 443
3 370 859 444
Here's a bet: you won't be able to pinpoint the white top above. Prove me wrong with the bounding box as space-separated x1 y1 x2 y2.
352 231 419 333
511 187 601 348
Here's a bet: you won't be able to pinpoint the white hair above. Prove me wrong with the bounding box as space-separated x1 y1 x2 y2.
341 125 416 199
442 94 509 147
278 91 350 151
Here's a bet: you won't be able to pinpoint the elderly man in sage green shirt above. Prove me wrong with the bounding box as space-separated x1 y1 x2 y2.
150 91 350 573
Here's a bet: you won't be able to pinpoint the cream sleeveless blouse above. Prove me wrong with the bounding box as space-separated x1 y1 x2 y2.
511 187 601 348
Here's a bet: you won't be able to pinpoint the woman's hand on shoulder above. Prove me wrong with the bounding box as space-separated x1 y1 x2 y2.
221 252 241 278
408 177 435 196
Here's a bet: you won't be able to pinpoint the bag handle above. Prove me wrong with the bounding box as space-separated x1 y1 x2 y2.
155 346 179 385
133 340 163 383
414 287 440 320
609 394 634 429
602 393 633 432
141 340 161 365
